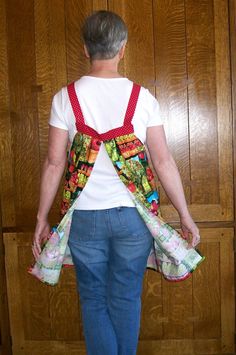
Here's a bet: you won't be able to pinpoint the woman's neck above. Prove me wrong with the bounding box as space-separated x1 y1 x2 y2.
86 58 123 78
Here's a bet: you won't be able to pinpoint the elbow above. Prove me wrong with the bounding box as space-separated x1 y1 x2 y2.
153 154 176 173
44 155 67 171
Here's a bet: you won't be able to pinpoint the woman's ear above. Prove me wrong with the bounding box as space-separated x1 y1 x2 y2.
119 41 127 59
83 44 90 58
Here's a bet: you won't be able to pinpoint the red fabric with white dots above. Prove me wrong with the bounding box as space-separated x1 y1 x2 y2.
67 81 141 141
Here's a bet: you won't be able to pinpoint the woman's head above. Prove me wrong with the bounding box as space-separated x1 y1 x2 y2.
82 10 128 61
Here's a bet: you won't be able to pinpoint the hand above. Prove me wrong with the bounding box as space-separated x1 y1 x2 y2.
31 219 50 260
179 213 200 249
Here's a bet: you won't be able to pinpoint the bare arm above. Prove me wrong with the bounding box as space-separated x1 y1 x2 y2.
32 125 69 258
146 125 200 248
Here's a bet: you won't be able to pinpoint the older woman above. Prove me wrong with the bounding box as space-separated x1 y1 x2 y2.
32 10 200 355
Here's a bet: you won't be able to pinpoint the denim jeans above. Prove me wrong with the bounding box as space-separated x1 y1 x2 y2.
68 206 153 355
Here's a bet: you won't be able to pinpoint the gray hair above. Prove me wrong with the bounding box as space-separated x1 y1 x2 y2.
81 10 128 60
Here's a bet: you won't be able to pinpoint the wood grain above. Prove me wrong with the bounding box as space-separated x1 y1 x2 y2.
220 229 235 353
140 270 163 339
162 275 193 339
137 338 221 355
109 0 155 94
34 0 68 222
4 233 85 346
0 0 235 354
2 0 233 226
65 0 92 83
4 229 234 354
154 0 233 223
0 0 13 354
34 0 68 168
93 0 107 10
0 0 15 228
19 244 52 341
153 0 190 206
5 0 41 228
4 234 25 350
48 280 82 340
186 0 219 205
213 0 234 221
193 242 221 338
161 203 231 223
229 3 236 353
229 0 236 231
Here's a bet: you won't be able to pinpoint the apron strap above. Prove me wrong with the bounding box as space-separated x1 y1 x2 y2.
67 81 141 130
67 82 85 129
123 83 141 126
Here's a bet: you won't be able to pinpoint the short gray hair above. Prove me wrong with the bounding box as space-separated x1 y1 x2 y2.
81 10 128 60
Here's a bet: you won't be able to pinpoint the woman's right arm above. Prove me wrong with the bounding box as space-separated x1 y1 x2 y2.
32 125 69 259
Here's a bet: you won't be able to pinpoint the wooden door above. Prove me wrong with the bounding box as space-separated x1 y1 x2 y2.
0 0 235 354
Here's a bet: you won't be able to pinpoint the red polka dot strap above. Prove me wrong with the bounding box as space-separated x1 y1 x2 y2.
122 83 141 126
67 81 141 140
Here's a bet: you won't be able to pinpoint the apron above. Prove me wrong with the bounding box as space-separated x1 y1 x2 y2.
28 82 205 286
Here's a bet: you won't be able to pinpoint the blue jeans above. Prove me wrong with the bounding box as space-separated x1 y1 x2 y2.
68 206 153 355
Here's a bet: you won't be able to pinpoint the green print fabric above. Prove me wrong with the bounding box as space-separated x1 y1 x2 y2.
27 82 205 286
61 132 160 218
28 130 205 286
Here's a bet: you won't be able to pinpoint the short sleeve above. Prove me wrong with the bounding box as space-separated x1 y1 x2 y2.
48 88 68 130
145 89 163 127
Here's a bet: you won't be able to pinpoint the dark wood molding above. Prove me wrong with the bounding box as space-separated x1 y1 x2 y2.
229 0 236 224
0 211 12 355
0 0 13 353
228 0 236 345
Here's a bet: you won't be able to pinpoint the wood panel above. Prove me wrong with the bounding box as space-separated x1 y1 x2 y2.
0 0 15 228
108 0 155 95
153 0 233 223
64 0 107 83
0 227 11 355
5 0 41 228
153 0 190 208
4 228 234 354
230 0 236 227
0 1 235 354
34 0 68 221
212 0 233 222
139 228 235 354
0 0 13 354
34 0 68 168
186 0 218 206
92 0 107 11
65 0 93 83
1 0 233 227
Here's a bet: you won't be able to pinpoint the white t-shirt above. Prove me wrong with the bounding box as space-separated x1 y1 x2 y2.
49 76 163 210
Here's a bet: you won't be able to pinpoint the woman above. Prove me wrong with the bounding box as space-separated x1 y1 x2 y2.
32 10 200 355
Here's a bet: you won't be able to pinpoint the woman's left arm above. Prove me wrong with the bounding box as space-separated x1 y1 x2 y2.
146 125 200 248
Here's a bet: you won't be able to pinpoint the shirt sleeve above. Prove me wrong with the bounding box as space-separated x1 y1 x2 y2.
145 89 163 127
48 88 68 130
